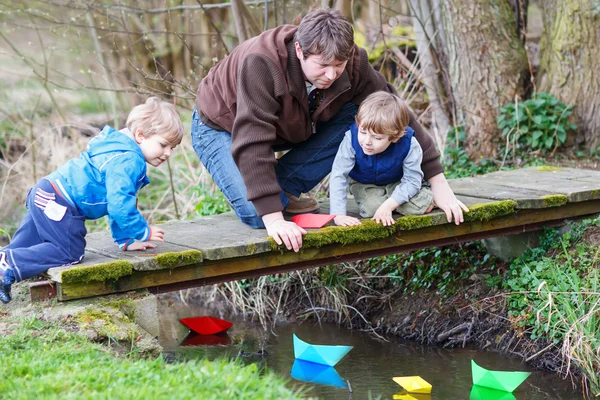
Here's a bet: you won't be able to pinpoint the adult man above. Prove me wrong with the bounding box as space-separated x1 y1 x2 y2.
192 9 467 252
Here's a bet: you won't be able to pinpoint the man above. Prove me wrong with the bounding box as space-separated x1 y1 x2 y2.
191 9 468 252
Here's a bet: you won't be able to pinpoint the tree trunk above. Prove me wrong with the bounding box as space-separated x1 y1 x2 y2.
537 0 600 150
231 0 249 42
410 0 453 157
335 0 353 20
440 0 529 158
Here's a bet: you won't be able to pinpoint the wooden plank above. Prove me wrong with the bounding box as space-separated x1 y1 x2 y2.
160 214 273 260
450 167 600 206
56 199 600 300
449 179 557 208
82 228 201 271
478 167 600 203
46 251 118 282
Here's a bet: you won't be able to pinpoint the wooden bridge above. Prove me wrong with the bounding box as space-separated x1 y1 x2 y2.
31 166 600 301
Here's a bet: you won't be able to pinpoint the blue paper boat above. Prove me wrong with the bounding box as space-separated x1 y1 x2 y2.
290 359 348 388
293 334 353 366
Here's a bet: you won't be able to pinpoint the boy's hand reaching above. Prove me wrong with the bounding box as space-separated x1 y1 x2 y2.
124 226 165 251
126 242 158 251
372 198 399 226
149 226 165 242
334 215 361 226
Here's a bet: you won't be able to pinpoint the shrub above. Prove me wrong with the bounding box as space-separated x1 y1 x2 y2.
498 92 576 155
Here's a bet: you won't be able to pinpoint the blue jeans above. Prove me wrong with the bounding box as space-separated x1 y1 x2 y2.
191 103 358 228
2 179 86 282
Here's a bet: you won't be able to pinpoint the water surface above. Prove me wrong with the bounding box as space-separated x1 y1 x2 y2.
159 298 581 400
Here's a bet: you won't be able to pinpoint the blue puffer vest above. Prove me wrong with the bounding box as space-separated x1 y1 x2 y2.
348 123 414 185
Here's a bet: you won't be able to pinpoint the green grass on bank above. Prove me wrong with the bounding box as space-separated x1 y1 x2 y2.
0 318 304 400
498 217 600 395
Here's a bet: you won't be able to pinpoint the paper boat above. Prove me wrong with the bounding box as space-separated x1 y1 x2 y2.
179 316 233 335
291 214 335 228
180 332 232 347
471 360 531 392
469 385 517 400
393 376 432 394
290 359 348 388
293 334 353 366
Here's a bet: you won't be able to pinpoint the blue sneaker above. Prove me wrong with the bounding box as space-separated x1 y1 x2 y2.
0 251 15 304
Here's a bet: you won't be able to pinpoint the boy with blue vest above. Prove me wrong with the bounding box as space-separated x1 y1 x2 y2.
330 91 434 227
0 97 184 304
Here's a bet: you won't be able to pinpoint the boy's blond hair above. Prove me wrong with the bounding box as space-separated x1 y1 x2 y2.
356 92 410 141
295 9 354 63
126 97 184 145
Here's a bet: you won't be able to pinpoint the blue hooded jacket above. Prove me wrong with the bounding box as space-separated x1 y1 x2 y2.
46 126 150 249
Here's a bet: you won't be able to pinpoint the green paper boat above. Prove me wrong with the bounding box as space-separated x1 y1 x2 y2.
293 334 353 367
471 360 531 393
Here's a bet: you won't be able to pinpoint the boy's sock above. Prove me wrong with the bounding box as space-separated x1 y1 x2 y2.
0 251 16 304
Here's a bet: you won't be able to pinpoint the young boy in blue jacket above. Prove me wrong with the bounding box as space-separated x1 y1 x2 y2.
0 97 184 304
329 91 434 227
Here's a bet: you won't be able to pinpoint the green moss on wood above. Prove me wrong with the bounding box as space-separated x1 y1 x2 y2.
269 219 397 250
395 214 435 231
61 260 133 284
542 194 568 207
463 200 517 222
536 166 562 172
154 250 202 269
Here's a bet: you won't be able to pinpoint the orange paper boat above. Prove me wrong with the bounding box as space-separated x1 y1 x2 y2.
292 214 335 228
179 316 233 335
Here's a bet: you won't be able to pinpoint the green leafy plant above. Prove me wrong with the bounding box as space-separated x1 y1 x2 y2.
368 241 496 297
498 92 576 155
443 126 499 179
194 186 231 216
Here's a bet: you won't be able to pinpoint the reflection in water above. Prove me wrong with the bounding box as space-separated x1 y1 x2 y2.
291 359 348 388
393 393 432 400
180 332 232 347
158 295 580 400
469 386 516 400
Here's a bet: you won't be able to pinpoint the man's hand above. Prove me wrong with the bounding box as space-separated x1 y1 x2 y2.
125 242 158 251
262 211 307 252
429 173 469 225
333 215 361 226
149 226 165 242
372 198 399 226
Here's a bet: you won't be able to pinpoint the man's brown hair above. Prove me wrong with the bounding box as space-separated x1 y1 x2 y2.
356 92 411 141
295 9 354 63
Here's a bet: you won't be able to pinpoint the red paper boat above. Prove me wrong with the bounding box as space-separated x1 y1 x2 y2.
179 316 233 335
292 214 335 229
180 332 232 347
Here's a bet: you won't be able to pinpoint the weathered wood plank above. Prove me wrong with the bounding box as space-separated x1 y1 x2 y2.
55 199 600 300
40 166 600 301
449 179 559 209
47 252 118 282
160 214 273 260
475 167 600 203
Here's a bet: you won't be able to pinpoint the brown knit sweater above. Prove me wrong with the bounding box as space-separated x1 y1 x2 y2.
196 25 443 216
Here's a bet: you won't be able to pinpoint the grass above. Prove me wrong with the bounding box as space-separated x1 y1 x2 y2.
0 317 305 400
500 218 600 397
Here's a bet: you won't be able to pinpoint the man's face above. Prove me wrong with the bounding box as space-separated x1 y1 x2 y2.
295 42 347 89
357 124 398 156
